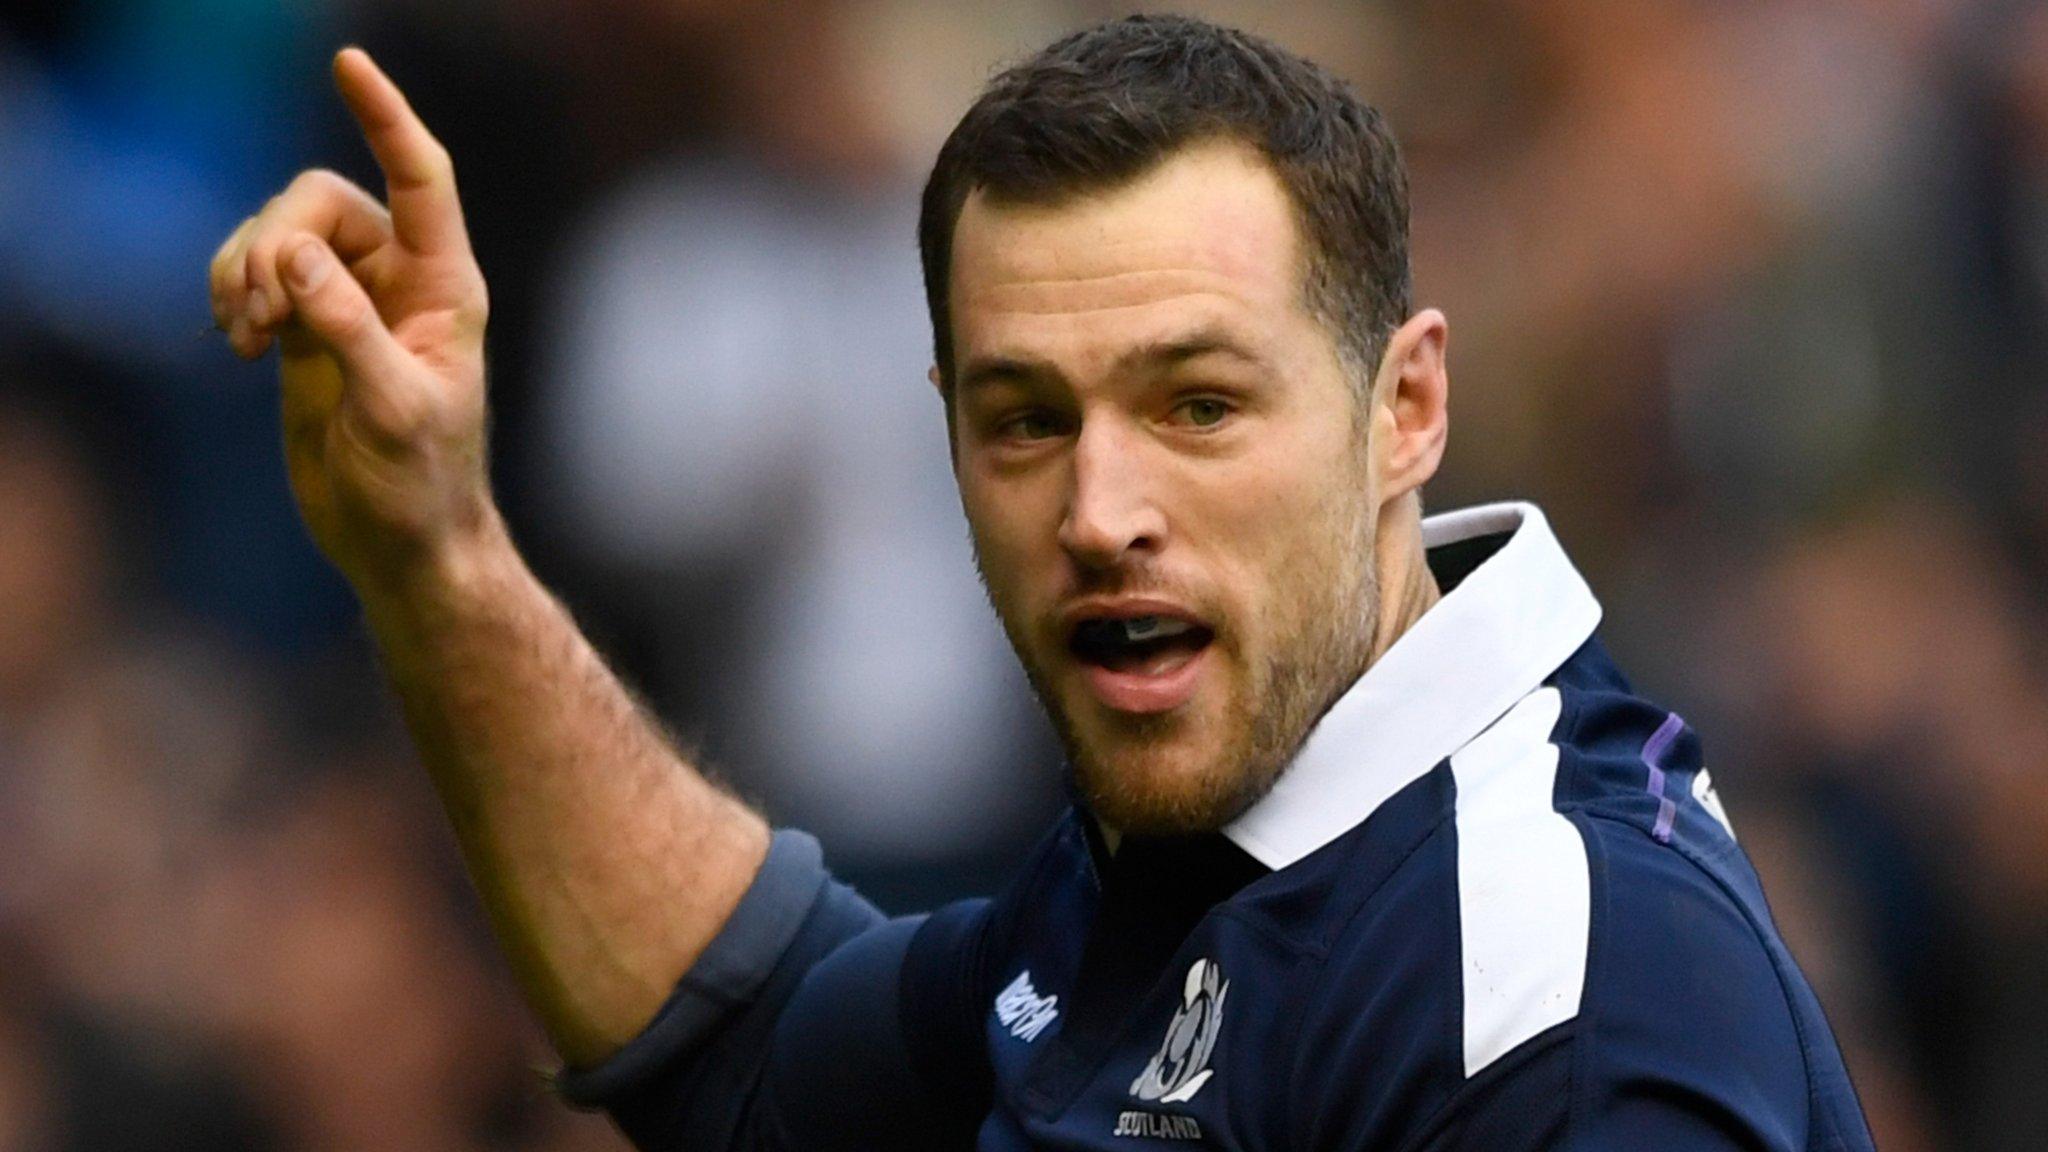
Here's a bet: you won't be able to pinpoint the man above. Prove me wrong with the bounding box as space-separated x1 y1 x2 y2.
207 15 1876 1150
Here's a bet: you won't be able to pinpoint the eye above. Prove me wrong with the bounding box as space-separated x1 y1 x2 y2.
999 409 1067 441
1173 397 1233 428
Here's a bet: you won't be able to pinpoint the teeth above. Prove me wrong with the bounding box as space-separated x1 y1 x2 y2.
1121 615 1191 643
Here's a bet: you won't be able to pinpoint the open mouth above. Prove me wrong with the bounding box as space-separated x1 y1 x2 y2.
1068 614 1217 675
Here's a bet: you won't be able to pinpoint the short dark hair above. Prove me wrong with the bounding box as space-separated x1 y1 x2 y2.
918 13 1412 391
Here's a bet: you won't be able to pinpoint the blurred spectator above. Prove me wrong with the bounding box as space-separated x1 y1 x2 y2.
532 0 1057 894
0 390 630 1149
0 399 275 1150
0 1 354 652
1737 498 2048 1151
209 769 621 1152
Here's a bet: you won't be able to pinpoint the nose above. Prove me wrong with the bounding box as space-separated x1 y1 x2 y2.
1058 417 1167 570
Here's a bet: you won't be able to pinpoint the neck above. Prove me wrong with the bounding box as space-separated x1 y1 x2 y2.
1369 495 1442 666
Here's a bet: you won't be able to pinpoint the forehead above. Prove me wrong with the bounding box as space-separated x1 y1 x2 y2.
948 140 1317 372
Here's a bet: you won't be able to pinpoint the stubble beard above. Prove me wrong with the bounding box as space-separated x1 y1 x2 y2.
982 483 1382 839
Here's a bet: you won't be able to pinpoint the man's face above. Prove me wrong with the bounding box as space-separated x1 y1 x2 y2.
947 140 1384 836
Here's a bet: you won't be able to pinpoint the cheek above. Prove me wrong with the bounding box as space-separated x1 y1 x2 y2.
961 478 1051 602
1185 445 1366 630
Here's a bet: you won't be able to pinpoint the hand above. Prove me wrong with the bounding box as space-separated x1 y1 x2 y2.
209 48 495 593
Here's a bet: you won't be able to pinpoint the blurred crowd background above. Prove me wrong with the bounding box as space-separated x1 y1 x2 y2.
0 0 2043 1148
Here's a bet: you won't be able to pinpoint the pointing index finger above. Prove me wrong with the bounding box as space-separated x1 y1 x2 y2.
332 47 470 259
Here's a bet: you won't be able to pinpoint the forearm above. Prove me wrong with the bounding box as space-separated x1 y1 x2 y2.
209 50 771 1076
359 510 769 1067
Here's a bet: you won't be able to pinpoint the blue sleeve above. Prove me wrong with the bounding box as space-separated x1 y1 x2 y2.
756 896 997 1147
555 830 994 1151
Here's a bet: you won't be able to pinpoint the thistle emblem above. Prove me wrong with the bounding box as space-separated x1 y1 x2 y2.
1130 958 1229 1104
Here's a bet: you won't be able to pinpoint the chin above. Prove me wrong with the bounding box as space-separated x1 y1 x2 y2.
1068 724 1279 837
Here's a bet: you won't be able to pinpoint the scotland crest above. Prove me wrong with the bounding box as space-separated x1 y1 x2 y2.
1130 958 1229 1104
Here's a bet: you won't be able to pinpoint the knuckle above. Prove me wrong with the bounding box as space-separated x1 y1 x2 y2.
213 220 256 280
244 228 277 267
241 245 277 306
325 289 374 337
423 140 456 183
280 169 363 222
244 215 283 254
457 277 490 328
288 167 345 197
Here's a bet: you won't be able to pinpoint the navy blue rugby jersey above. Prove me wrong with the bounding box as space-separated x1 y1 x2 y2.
558 502 1876 1151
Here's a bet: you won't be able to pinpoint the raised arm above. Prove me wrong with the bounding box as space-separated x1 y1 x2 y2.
206 48 769 1067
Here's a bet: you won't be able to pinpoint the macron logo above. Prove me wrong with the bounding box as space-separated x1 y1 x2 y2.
994 970 1060 1042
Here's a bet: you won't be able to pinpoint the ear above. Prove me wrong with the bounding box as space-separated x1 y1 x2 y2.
1368 308 1449 506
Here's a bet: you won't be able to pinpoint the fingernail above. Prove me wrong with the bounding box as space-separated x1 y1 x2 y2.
287 241 330 293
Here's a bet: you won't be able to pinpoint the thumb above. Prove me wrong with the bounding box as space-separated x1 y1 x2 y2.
278 233 406 380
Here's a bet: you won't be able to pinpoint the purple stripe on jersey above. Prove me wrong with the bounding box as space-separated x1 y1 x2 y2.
1641 712 1685 844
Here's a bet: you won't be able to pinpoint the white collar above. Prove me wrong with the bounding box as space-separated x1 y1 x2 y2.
1222 501 1602 870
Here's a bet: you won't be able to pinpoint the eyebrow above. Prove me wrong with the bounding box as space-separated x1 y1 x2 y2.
955 327 1269 394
